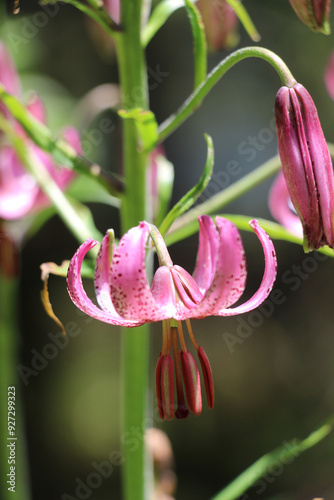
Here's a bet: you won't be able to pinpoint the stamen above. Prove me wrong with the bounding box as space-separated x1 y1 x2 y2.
180 351 202 416
162 320 171 355
197 346 215 409
186 318 199 350
171 327 189 419
155 354 165 420
161 354 175 421
176 321 187 352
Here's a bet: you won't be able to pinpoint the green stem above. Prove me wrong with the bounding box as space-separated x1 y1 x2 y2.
165 154 282 246
159 47 296 142
0 271 31 500
116 2 151 499
211 417 333 500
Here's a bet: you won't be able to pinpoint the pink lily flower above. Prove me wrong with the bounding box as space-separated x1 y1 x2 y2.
269 172 303 239
275 83 334 251
67 216 277 420
0 42 80 220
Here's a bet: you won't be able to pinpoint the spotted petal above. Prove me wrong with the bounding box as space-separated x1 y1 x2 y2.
110 222 170 322
216 220 277 316
190 218 247 318
67 239 142 326
192 215 220 295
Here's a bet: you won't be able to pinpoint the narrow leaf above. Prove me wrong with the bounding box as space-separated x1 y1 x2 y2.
184 0 207 89
210 417 334 500
142 0 187 46
159 134 214 236
225 0 260 42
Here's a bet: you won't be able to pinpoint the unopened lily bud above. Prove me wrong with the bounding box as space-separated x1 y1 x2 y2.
288 0 331 34
275 83 334 251
197 0 239 51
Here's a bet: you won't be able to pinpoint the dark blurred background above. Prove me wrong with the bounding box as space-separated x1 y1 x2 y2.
2 0 334 499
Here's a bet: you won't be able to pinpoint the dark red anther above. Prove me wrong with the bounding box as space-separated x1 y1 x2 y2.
197 346 214 409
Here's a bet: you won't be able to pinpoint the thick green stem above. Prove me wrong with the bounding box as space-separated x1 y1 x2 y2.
159 46 296 142
116 2 151 500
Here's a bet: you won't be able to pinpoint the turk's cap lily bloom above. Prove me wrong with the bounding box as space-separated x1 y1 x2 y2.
288 0 331 34
197 0 239 51
0 42 80 220
67 216 277 419
275 82 334 251
269 171 303 239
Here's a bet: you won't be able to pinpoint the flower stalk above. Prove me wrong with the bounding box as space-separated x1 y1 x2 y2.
115 1 151 499
159 46 296 142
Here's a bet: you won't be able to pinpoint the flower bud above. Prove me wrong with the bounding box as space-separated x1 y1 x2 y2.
275 83 334 251
288 0 331 34
197 0 239 51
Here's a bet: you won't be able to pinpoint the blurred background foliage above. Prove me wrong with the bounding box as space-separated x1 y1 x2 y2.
2 0 334 499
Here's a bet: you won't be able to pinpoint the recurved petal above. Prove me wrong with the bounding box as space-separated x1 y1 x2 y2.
110 222 168 322
94 230 116 312
269 172 303 238
190 218 246 317
193 215 219 294
216 220 277 316
67 239 142 326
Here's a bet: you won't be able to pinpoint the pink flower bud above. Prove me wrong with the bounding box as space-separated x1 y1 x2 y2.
197 0 239 51
275 83 334 251
288 0 331 34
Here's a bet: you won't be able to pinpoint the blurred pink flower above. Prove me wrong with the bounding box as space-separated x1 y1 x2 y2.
103 0 120 24
197 0 239 51
324 50 334 99
67 216 277 419
269 171 303 238
0 42 81 220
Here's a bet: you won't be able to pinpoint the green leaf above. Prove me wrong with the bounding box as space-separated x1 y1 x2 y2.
159 134 213 236
184 0 207 89
118 108 159 153
142 0 188 46
151 153 175 226
225 0 261 42
210 417 334 500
